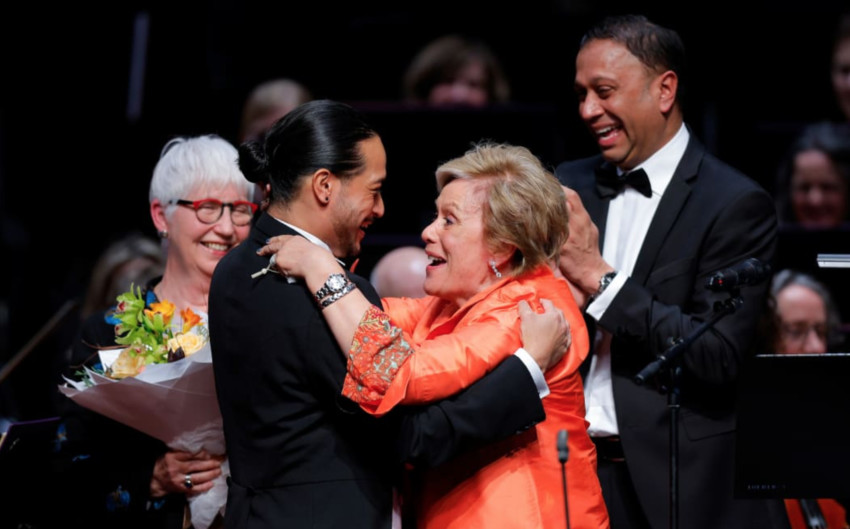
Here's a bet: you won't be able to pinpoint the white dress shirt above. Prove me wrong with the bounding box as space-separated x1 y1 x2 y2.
583 124 689 437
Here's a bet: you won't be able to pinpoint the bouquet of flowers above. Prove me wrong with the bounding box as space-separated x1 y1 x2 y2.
104 286 207 379
60 285 228 529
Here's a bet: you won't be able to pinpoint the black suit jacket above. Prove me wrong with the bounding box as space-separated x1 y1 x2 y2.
556 134 789 529
209 213 545 529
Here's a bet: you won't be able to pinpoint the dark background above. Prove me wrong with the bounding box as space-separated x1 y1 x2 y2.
2 1 849 420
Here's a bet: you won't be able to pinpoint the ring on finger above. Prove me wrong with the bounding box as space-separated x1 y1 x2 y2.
184 474 193 489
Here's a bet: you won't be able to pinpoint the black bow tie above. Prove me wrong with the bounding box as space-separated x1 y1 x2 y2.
595 164 652 198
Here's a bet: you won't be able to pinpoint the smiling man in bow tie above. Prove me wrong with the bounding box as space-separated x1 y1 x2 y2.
554 14 788 529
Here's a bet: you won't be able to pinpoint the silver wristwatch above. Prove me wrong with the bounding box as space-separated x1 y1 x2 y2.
314 273 348 303
590 271 617 302
320 281 358 309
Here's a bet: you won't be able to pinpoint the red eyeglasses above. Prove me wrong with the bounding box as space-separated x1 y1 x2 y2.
171 199 258 226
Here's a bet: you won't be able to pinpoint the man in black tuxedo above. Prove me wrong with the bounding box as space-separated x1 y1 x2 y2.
209 100 559 528
555 15 790 529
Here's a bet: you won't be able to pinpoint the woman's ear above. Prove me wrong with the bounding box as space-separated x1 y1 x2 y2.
151 199 169 233
493 244 518 269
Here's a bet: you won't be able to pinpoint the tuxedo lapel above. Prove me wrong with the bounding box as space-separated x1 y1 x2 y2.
589 196 611 251
583 164 613 250
630 138 704 284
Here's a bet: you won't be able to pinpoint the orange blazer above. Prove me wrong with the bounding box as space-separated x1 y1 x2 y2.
343 265 609 529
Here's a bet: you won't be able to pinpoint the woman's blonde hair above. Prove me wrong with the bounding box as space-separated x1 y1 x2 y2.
435 142 568 276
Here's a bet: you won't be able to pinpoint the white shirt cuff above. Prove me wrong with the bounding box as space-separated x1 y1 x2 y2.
513 348 550 399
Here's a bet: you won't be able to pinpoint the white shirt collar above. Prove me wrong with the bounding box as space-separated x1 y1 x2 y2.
625 123 689 196
271 217 347 267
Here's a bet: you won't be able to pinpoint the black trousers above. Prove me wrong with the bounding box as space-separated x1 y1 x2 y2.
596 455 653 529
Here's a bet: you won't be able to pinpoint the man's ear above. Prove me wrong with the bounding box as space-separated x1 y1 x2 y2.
657 70 678 114
311 168 334 205
151 199 168 233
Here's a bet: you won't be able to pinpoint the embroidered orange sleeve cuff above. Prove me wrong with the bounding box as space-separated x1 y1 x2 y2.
342 305 414 414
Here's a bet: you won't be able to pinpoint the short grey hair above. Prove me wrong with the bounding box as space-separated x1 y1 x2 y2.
148 135 254 216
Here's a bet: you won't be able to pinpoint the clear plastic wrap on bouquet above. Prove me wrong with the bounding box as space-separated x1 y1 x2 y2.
59 343 228 529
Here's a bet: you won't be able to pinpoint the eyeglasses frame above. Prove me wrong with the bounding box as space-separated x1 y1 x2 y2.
170 198 258 226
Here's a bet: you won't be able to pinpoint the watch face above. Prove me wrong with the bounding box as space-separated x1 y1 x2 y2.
328 274 346 291
599 272 616 292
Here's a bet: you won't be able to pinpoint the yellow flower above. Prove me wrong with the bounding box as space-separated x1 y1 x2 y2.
145 300 176 324
167 333 205 356
181 307 202 334
110 347 148 379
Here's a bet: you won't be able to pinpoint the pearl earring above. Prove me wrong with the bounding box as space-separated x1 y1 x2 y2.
489 259 502 278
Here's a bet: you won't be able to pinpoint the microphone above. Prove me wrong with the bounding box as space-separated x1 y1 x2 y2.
557 429 571 529
557 429 569 463
705 258 771 292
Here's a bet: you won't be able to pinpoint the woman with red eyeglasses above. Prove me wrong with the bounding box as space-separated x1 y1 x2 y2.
52 135 256 529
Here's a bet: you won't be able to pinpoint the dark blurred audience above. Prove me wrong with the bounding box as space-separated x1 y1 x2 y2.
239 78 313 143
79 233 165 322
774 121 850 228
831 12 850 122
402 34 510 108
47 233 165 412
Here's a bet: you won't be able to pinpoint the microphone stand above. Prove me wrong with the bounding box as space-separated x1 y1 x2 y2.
634 291 744 529
557 429 571 529
799 499 827 529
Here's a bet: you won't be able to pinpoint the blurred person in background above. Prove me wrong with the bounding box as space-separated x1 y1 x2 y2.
775 121 850 229
831 12 850 122
369 245 429 298
770 269 844 355
239 78 313 144
403 34 510 108
78 233 165 321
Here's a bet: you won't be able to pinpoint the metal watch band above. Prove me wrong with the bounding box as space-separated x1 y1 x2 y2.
320 281 357 309
314 273 348 303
